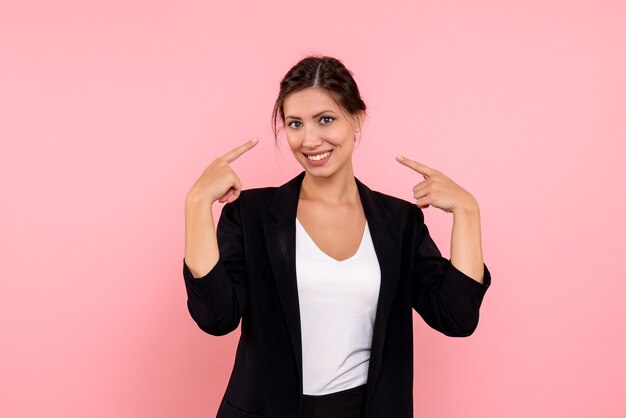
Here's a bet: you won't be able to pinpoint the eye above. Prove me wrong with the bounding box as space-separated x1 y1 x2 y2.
319 116 334 125
287 121 302 129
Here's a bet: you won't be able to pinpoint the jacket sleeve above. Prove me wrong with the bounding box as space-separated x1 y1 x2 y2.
411 207 491 337
182 200 247 336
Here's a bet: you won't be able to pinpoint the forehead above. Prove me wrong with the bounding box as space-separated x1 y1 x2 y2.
283 88 341 116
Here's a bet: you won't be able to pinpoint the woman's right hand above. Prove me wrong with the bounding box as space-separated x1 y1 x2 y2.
186 138 259 205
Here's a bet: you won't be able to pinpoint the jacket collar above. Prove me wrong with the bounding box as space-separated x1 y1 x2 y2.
267 171 395 227
263 172 402 407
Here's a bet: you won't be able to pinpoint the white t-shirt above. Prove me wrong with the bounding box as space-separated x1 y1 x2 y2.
295 218 381 395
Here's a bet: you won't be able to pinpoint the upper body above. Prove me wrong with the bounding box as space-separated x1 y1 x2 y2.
183 172 490 418
183 55 491 418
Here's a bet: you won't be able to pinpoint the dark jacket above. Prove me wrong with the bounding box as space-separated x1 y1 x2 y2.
183 172 491 417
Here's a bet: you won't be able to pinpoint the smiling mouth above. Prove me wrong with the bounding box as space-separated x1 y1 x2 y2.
304 150 332 161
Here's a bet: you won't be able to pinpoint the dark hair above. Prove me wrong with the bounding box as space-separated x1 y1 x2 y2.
271 55 367 142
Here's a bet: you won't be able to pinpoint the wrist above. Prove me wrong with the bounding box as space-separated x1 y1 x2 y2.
185 191 214 208
452 197 479 217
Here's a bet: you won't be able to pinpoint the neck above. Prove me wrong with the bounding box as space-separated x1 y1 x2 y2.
300 167 359 204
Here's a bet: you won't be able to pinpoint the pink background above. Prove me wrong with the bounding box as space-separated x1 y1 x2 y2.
1 1 625 417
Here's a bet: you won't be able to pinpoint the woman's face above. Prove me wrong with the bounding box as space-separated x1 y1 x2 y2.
282 87 363 180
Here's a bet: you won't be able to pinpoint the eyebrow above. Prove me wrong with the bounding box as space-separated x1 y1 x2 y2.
284 109 337 120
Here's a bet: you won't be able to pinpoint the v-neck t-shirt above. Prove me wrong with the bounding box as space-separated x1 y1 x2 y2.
295 218 381 395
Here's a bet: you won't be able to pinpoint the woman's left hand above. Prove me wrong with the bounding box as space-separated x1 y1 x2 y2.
396 155 478 214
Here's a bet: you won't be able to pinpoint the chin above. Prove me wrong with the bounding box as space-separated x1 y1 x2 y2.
302 165 334 178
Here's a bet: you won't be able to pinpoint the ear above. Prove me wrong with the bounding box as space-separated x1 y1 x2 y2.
353 110 366 132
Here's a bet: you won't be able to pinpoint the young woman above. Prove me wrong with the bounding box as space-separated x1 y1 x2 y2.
183 56 491 418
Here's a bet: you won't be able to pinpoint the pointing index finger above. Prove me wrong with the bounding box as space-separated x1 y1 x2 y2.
222 138 259 163
396 155 436 177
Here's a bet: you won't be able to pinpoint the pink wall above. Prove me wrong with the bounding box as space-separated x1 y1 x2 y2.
1 1 625 417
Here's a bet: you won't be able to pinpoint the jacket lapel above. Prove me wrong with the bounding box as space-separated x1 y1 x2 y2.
262 173 402 404
263 172 306 389
355 178 402 410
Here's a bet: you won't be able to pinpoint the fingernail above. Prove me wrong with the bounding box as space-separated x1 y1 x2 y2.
251 138 259 144
396 155 404 160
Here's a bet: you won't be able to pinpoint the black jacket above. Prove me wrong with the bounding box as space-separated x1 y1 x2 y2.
183 172 491 417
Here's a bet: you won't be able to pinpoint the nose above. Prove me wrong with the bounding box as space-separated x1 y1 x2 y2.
302 127 323 149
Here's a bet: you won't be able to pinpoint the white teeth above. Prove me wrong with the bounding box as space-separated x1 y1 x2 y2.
306 151 331 161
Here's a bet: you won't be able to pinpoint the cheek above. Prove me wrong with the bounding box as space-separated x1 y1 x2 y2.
285 131 303 151
325 126 352 145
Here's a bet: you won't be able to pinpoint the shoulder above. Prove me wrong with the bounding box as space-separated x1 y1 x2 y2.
239 186 279 202
370 188 414 211
377 189 424 226
356 178 424 225
215 186 279 231
227 172 305 215
221 171 303 216
223 186 278 215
